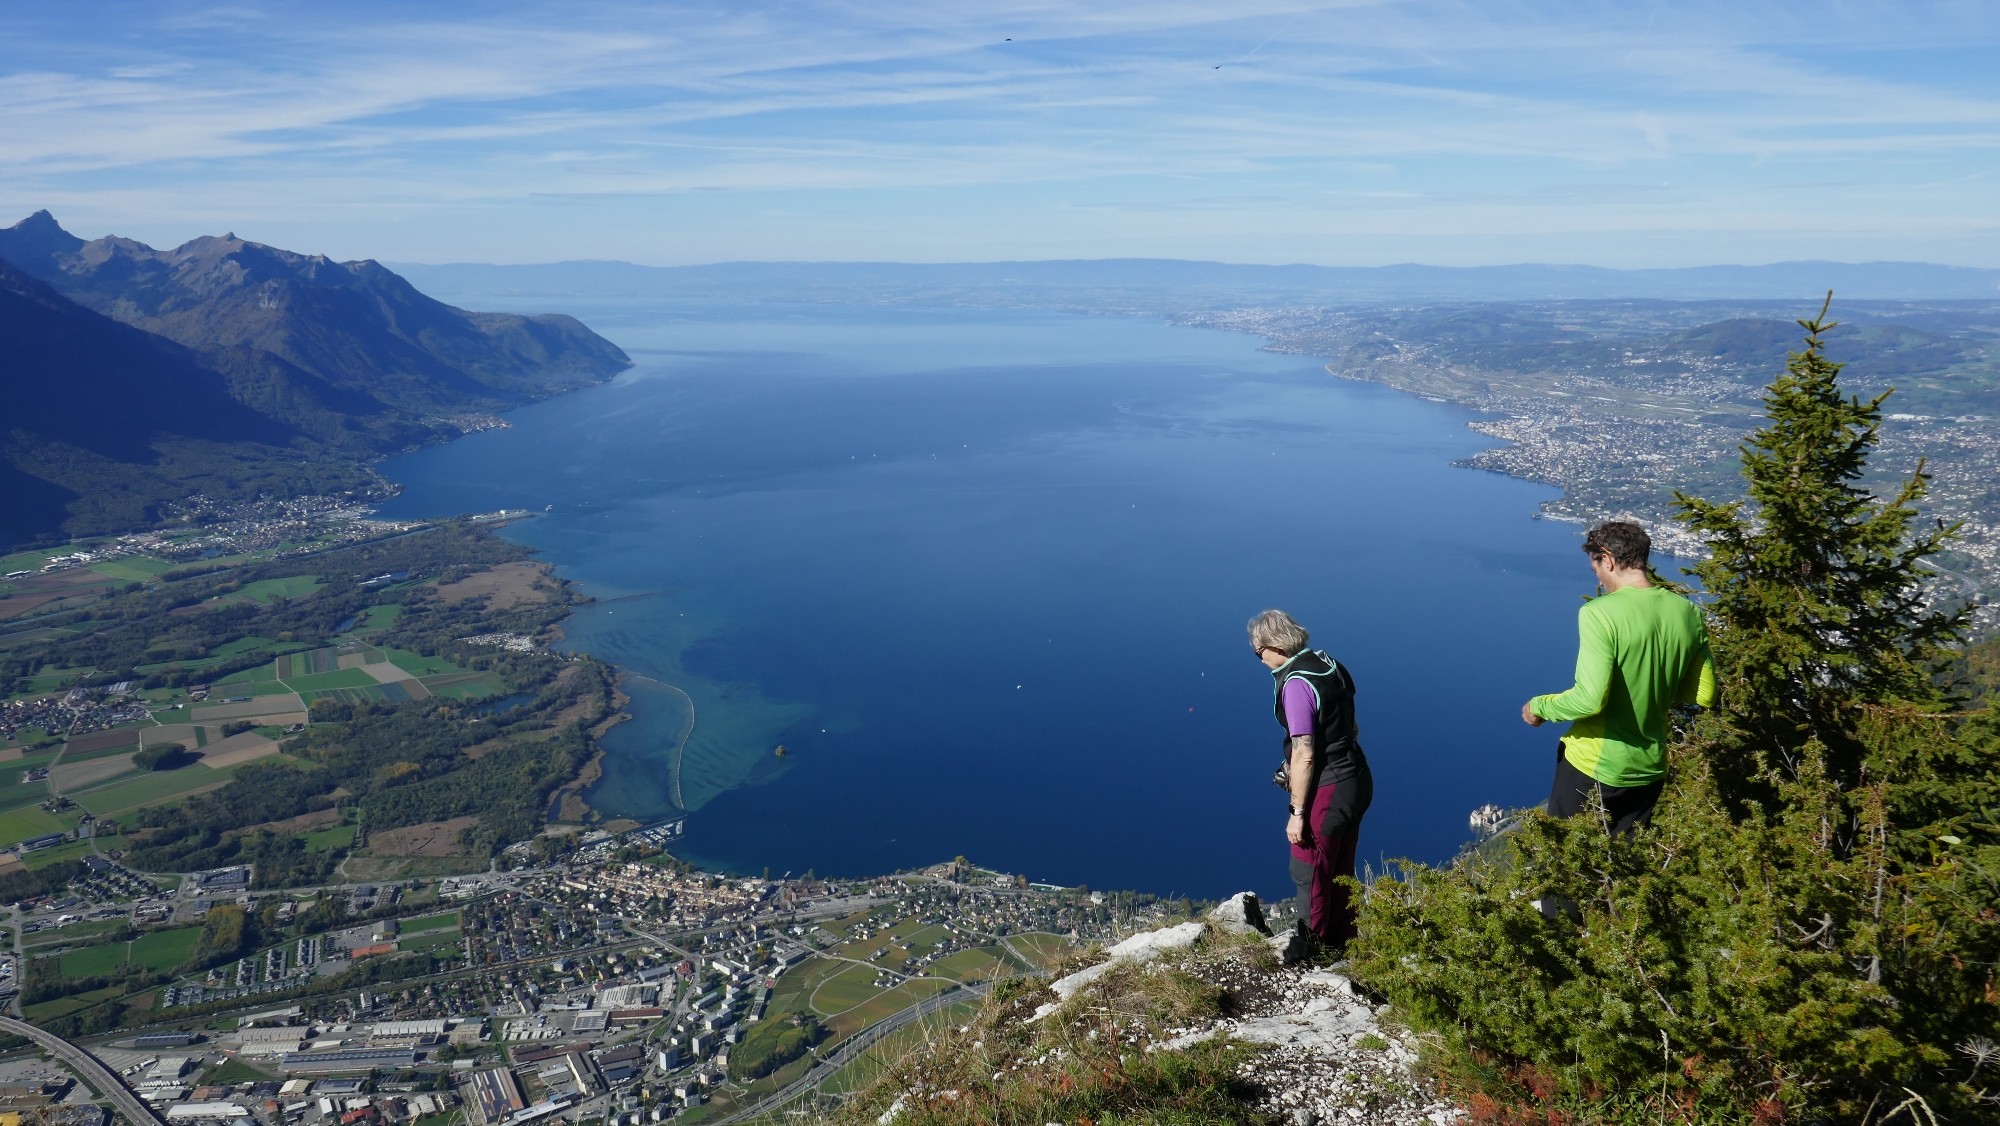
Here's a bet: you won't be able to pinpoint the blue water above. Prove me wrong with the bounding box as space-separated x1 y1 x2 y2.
377 302 1599 900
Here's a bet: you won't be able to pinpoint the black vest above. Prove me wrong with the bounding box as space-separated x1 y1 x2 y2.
1272 649 1365 785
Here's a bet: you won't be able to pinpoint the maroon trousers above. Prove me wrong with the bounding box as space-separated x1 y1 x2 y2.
1288 774 1369 946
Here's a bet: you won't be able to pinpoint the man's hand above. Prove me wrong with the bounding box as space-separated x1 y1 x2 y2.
1521 700 1544 727
1286 812 1306 846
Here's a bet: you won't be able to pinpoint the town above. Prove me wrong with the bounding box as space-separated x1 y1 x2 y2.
0 832 1152 1126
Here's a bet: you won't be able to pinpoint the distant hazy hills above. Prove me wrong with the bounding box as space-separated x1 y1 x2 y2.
0 212 630 548
394 256 2000 307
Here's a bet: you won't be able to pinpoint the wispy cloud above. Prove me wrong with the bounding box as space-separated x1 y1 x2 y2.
1 0 1995 264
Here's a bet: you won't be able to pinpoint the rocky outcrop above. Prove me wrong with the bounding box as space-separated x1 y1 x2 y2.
1037 899 1463 1126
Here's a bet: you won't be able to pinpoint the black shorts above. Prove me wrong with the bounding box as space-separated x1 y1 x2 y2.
1548 742 1661 835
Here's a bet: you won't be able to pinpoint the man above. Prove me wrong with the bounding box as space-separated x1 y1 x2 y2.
1522 521 1715 833
1249 609 1373 948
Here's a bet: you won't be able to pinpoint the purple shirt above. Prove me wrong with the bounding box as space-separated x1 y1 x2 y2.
1281 676 1317 737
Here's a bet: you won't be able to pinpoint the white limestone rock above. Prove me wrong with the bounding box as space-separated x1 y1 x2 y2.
1207 891 1274 936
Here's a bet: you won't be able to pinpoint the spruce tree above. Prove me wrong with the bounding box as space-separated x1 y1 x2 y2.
1674 295 1963 795
1351 297 2000 1123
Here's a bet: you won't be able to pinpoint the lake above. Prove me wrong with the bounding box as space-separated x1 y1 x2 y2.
377 300 1601 901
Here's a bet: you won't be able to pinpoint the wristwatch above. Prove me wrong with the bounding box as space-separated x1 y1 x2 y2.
1288 805 1303 817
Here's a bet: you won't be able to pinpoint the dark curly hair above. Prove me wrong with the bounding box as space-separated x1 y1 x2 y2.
1582 521 1650 570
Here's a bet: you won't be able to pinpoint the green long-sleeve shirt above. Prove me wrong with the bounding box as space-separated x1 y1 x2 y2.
1530 584 1716 788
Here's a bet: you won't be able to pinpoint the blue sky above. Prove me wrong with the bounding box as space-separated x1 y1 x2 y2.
2 0 1996 266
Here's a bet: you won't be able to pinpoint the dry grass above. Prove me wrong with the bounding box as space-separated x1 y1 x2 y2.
825 933 1271 1126
198 732 282 769
364 815 482 857
435 561 555 610
49 752 135 791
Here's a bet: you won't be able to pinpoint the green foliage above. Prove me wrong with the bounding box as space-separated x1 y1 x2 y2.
185 903 257 971
1352 300 2000 1123
0 858 84 903
1674 297 1963 799
134 743 197 770
736 1012 826 1081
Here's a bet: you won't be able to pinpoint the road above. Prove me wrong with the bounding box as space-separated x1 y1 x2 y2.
710 980 995 1125
0 1014 164 1126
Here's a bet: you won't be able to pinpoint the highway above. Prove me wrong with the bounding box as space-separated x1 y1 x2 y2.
0 1014 164 1126
710 980 994 1125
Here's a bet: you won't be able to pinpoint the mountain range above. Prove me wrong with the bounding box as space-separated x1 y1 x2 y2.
392 256 2000 308
0 213 630 548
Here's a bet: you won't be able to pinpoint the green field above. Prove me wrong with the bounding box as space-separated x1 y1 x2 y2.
0 751 62 812
215 664 275 685
927 947 1011 983
1002 932 1076 968
23 984 122 1023
810 963 885 1014
0 549 60 572
228 575 325 605
402 910 461 933
21 838 92 869
349 605 404 634
419 672 506 701
130 925 203 971
401 929 464 953
300 685 389 706
211 636 278 658
0 805 74 845
74 762 247 817
816 999 981 1097
282 668 378 692
91 557 176 583
302 822 358 852
384 648 463 677
832 979 952 1036
15 668 97 696
56 925 202 978
57 940 131 978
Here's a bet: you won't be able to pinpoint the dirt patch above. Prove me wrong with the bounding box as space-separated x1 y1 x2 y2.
435 561 555 611
198 732 281 769
51 752 135 791
602 818 640 833
544 749 605 823
65 729 142 754
0 571 113 621
0 747 21 762
365 815 482 857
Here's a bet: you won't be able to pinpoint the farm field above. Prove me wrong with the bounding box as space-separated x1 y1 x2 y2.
926 947 1013 982
21 838 92 868
221 643 502 706
72 760 256 817
401 911 461 933
302 822 358 852
0 804 74 845
0 750 63 810
57 925 202 978
1001 931 1075 968
203 575 326 609
90 557 175 583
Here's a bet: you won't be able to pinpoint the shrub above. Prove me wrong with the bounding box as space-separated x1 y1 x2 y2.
1350 300 2000 1123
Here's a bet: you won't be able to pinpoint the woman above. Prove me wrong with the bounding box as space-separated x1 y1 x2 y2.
1248 609 1373 949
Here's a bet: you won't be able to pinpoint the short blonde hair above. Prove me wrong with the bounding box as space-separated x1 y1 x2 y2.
1246 609 1309 656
